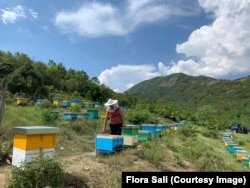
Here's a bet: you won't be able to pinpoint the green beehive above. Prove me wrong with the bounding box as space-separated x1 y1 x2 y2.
138 130 152 142
122 126 139 136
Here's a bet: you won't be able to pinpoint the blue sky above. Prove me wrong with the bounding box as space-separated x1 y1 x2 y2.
1 0 250 92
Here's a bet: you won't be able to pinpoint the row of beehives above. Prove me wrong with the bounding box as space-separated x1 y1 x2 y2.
51 110 99 120
10 122 186 167
223 130 250 167
16 97 102 108
95 122 185 155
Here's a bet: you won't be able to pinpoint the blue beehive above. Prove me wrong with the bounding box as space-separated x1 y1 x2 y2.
77 112 87 120
36 99 43 106
71 99 81 106
64 112 78 120
94 102 102 108
228 146 243 154
87 109 99 119
62 98 71 108
141 124 157 136
156 124 168 131
95 133 124 153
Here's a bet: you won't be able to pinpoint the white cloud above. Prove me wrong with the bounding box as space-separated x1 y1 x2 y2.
0 5 38 24
1 5 26 24
98 0 250 92
54 0 196 38
29 9 38 19
172 0 250 79
98 64 161 92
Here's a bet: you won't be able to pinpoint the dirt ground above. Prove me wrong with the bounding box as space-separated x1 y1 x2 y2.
0 149 199 188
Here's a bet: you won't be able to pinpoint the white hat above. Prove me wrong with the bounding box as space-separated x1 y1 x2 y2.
104 98 118 107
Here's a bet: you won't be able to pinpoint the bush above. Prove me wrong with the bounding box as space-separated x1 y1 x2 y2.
125 110 151 124
40 99 52 108
69 104 81 112
41 109 56 124
6 156 65 188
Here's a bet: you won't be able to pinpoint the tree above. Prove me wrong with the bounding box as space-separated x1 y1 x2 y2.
0 78 8 124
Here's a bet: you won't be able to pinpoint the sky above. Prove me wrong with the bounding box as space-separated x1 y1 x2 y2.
0 0 250 93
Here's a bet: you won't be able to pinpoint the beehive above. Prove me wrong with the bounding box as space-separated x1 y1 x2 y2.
138 130 152 142
77 112 87 120
141 124 157 136
95 133 123 153
62 98 71 107
122 135 138 146
63 112 78 120
17 98 29 106
83 100 95 108
156 124 168 131
71 99 81 106
228 146 243 154
100 113 106 119
235 150 248 161
94 102 101 108
36 99 43 106
12 126 60 167
241 156 250 166
87 109 99 119
53 97 62 107
122 126 139 136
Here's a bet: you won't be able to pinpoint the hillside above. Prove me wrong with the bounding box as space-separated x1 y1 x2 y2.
126 73 250 125
126 73 250 104
1 106 250 187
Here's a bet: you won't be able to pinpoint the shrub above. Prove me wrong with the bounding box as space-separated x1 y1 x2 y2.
69 104 81 112
41 109 56 124
40 99 52 108
6 156 65 188
125 110 151 124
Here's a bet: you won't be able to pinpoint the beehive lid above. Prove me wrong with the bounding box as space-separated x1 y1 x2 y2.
157 124 168 127
96 134 123 139
138 130 151 134
123 126 139 129
141 124 156 127
235 150 247 153
12 126 60 134
126 125 140 128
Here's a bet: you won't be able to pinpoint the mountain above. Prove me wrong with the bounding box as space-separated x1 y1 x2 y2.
126 73 250 109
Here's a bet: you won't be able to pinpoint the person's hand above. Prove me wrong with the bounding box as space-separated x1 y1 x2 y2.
102 127 106 133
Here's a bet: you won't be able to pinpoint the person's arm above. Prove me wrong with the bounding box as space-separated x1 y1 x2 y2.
119 108 126 127
102 111 109 132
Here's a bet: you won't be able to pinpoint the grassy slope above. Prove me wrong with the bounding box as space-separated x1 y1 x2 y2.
1 105 250 187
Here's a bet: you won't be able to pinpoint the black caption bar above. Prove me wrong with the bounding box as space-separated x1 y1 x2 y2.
122 172 250 187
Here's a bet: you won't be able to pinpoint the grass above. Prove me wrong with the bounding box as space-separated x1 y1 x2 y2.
1 105 250 187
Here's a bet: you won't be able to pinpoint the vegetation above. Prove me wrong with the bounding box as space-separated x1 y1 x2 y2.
6 156 65 188
1 50 250 187
0 104 250 187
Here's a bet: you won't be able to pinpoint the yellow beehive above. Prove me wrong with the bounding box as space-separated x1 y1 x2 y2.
235 150 248 161
53 97 62 107
12 126 60 167
16 98 29 105
13 133 56 150
100 113 106 119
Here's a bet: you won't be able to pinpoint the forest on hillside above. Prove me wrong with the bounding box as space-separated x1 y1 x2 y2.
0 50 135 106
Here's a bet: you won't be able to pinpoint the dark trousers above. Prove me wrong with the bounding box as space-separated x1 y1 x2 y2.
110 123 123 135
